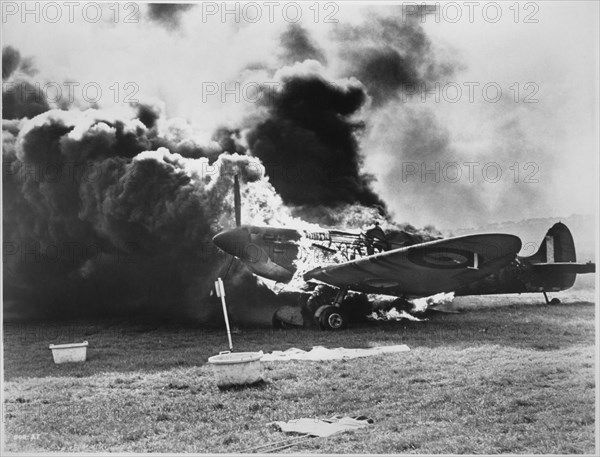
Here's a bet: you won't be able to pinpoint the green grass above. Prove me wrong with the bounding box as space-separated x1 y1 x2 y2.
2 292 597 453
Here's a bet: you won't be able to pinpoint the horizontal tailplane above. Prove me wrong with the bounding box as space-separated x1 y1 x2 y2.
530 262 595 275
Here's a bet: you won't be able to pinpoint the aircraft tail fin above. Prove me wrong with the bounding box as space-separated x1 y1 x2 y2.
526 222 576 264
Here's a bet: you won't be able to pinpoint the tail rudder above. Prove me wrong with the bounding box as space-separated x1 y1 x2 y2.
525 222 580 291
526 222 576 264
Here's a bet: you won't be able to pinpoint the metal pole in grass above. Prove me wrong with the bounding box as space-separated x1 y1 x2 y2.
215 277 233 351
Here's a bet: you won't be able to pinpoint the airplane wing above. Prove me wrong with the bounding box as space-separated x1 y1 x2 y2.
303 234 522 297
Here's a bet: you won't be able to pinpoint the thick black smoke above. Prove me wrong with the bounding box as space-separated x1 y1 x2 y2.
334 10 457 107
2 46 21 80
2 81 49 120
146 3 195 29
279 24 327 65
349 46 419 107
3 8 457 322
2 46 50 120
2 105 271 320
243 10 459 223
246 63 385 217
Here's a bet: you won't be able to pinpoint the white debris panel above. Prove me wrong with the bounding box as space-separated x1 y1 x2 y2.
260 344 409 361
270 415 374 437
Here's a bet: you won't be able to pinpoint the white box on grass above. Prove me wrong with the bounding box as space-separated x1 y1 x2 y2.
49 341 88 364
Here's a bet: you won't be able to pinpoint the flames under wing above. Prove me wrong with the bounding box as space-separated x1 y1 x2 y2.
303 234 522 296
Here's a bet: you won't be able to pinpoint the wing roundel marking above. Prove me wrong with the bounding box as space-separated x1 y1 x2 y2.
408 247 483 269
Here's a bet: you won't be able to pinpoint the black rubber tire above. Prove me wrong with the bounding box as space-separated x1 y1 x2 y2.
319 306 347 330
550 298 561 305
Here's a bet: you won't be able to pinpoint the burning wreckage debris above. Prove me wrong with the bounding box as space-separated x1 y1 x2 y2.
367 292 456 322
263 229 447 328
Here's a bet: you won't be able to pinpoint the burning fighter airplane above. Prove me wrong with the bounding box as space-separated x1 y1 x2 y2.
213 179 596 330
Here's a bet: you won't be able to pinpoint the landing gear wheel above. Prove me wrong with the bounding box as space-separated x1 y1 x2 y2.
550 298 561 305
319 306 347 330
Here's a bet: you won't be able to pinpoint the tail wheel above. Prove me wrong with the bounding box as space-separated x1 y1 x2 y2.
319 306 347 330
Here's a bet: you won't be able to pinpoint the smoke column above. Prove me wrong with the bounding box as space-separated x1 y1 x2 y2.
2 97 283 320
3 6 514 322
146 3 196 30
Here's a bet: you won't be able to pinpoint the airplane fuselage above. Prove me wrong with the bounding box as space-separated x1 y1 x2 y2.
212 225 594 298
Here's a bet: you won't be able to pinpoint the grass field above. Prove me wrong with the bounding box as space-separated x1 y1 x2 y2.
2 290 597 454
